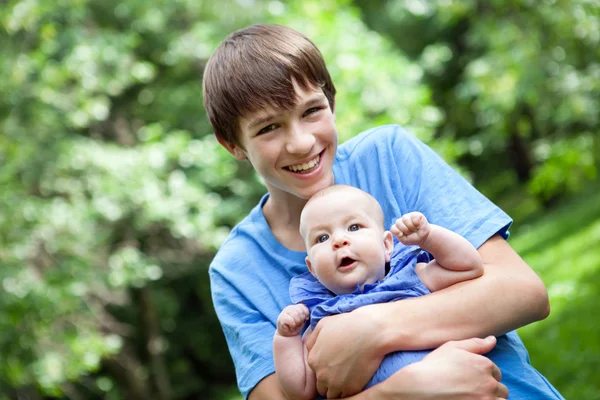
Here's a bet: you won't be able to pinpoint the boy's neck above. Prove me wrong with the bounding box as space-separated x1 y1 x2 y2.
263 193 307 252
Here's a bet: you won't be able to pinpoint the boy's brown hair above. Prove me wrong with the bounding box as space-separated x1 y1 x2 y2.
202 24 336 146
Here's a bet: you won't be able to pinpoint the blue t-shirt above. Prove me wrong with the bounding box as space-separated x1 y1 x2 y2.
209 125 561 399
290 245 564 398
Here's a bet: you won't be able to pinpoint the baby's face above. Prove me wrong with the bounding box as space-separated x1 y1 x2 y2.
301 190 392 295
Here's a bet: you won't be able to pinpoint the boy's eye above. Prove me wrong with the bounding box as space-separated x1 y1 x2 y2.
316 234 329 243
257 124 276 135
304 106 322 117
348 224 360 232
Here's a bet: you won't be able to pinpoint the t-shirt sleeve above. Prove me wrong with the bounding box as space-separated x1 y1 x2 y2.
388 126 512 248
209 264 276 399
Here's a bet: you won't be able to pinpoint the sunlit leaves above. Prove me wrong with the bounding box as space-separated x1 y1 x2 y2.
529 133 597 200
358 0 599 203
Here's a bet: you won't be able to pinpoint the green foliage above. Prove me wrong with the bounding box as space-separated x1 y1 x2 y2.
0 0 433 398
1 0 598 398
356 0 600 196
514 184 600 399
528 133 597 200
0 0 262 397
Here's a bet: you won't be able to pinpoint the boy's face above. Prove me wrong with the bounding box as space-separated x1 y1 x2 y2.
301 190 394 295
220 82 337 202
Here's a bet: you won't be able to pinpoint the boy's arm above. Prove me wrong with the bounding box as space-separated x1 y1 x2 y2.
306 234 549 397
252 337 507 400
272 305 316 400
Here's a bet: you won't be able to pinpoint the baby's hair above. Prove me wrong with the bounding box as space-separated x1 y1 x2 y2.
300 185 386 238
202 24 336 147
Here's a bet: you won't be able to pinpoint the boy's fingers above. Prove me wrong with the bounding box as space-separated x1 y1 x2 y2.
496 382 509 398
443 336 497 354
305 324 319 351
492 364 503 382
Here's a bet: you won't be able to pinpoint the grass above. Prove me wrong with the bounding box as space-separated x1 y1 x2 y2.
512 185 600 399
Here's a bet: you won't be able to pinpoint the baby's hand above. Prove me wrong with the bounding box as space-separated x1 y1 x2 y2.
391 212 431 247
276 304 310 337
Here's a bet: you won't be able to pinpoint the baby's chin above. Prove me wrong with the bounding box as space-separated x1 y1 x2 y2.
333 281 368 295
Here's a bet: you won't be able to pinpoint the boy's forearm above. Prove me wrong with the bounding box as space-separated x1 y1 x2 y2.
273 333 315 400
378 235 549 352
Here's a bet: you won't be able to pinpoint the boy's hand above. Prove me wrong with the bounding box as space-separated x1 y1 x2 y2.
375 336 508 399
276 304 309 337
391 212 431 247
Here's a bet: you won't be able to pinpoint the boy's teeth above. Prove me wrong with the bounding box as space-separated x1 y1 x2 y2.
288 154 320 172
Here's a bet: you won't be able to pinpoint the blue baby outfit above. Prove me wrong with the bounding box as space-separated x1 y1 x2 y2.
291 246 430 331
290 245 431 388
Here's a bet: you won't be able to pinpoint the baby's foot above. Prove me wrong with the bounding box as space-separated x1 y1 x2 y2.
276 304 310 337
391 212 431 247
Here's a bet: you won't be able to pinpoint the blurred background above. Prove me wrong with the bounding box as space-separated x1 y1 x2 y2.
1 0 599 398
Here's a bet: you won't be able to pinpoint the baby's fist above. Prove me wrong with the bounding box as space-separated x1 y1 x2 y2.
391 212 430 247
276 304 310 337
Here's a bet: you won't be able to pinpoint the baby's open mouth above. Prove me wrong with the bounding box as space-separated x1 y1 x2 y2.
339 257 355 267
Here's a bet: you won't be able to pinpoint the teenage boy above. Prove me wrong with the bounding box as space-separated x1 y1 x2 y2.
204 24 552 399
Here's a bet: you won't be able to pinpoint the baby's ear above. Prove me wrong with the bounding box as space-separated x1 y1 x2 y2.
383 231 394 262
305 257 316 276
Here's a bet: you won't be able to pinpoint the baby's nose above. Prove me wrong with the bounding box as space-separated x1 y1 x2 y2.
333 237 349 248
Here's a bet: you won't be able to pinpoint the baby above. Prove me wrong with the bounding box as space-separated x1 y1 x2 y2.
273 184 484 399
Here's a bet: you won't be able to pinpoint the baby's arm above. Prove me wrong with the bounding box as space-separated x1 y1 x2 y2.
272 304 316 400
391 212 483 292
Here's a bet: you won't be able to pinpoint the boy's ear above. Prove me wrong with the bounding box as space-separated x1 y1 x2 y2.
383 231 394 262
305 257 316 276
216 136 246 161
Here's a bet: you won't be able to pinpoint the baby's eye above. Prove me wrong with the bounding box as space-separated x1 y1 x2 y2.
316 234 329 243
348 224 360 232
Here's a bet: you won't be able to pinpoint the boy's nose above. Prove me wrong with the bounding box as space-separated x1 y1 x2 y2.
285 125 315 155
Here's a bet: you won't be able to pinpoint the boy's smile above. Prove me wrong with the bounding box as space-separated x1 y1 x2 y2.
284 152 321 174
232 82 338 203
